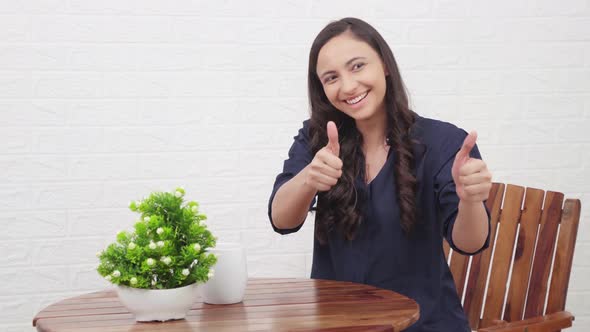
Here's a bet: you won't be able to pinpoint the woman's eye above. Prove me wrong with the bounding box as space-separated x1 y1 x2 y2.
352 63 365 70
324 75 337 84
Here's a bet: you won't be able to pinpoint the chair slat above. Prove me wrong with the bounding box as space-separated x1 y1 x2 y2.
546 199 581 315
450 250 470 299
463 183 505 330
443 240 450 262
524 191 564 319
480 184 525 327
503 188 544 322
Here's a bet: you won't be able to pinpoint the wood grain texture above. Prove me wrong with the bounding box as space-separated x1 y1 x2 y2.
33 278 420 332
546 199 581 315
502 187 544 322
463 182 505 330
481 184 525 327
524 191 564 319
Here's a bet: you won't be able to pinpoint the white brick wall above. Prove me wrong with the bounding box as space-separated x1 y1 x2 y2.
1 1 588 331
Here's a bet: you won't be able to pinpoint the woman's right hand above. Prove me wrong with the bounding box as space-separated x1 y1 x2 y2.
304 121 343 192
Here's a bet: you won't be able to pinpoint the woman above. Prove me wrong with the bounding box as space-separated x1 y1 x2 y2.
268 17 492 331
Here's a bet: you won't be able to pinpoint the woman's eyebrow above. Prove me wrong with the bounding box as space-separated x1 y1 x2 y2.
319 56 367 78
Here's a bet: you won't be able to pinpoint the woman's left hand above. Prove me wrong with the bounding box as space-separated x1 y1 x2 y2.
451 131 493 203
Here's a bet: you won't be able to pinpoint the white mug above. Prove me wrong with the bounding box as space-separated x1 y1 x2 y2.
201 242 247 304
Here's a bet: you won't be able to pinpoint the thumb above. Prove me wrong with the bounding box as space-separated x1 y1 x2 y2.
326 121 340 156
456 131 477 161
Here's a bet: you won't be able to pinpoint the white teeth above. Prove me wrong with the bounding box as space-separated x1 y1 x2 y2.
345 92 368 105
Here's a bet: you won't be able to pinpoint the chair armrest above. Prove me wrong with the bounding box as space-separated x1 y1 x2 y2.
478 311 574 332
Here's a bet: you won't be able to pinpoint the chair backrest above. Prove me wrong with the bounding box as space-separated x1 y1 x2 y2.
443 183 581 330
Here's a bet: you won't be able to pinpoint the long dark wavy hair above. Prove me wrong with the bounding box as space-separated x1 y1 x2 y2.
308 17 417 243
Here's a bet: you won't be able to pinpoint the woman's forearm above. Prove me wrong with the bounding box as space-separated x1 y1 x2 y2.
451 200 489 253
271 165 318 230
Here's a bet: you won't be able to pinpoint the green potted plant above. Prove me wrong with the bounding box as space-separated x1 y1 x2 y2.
96 187 217 322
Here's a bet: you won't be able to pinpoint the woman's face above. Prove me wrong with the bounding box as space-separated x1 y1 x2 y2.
316 32 388 123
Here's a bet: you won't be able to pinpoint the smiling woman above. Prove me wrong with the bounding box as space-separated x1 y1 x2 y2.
268 17 493 332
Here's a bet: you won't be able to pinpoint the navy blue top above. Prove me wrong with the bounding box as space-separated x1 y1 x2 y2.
268 115 491 332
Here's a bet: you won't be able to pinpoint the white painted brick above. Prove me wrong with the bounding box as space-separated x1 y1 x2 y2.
247 254 307 278
464 44 585 69
69 208 133 236
66 0 137 15
525 145 583 169
138 99 240 125
70 45 138 71
411 96 460 121
199 203 247 231
556 120 590 143
172 18 240 44
278 19 343 45
569 266 590 291
570 316 590 332
136 151 239 178
526 95 585 119
238 72 283 98
495 120 557 144
239 150 287 177
573 243 590 267
1 211 67 240
243 203 273 230
32 183 104 209
102 181 180 208
35 127 104 153
274 224 314 253
0 267 68 295
0 241 32 267
169 125 237 151
406 21 475 44
68 100 138 126
309 1 376 19
25 0 68 14
456 71 503 95
0 186 33 211
103 127 174 152
241 229 276 253
0 128 33 153
238 177 277 204
531 0 590 17
0 72 32 97
0 155 67 182
278 71 308 98
32 15 172 43
237 98 309 124
372 0 433 18
33 72 102 98
239 124 299 150
403 70 458 95
33 239 104 266
432 0 470 18
68 154 139 180
496 19 590 42
68 264 110 291
0 296 34 323
456 96 525 120
0 15 30 42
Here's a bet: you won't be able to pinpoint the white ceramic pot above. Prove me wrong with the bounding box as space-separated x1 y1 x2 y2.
201 242 247 304
116 283 199 322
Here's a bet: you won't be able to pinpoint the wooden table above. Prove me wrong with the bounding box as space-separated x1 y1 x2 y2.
33 278 420 332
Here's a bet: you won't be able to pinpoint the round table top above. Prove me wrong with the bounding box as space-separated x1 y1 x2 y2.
33 278 419 332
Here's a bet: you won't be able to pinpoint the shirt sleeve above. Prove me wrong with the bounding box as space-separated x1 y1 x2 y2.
434 135 491 256
268 121 317 235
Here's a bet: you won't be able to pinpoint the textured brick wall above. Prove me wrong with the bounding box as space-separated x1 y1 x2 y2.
1 1 589 331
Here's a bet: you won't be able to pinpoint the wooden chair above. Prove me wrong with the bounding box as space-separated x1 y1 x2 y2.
444 183 581 332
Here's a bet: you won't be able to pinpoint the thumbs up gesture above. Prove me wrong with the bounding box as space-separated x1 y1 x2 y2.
451 131 493 203
304 121 343 192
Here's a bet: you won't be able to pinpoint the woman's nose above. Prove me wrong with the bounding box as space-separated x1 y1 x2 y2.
340 75 359 95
